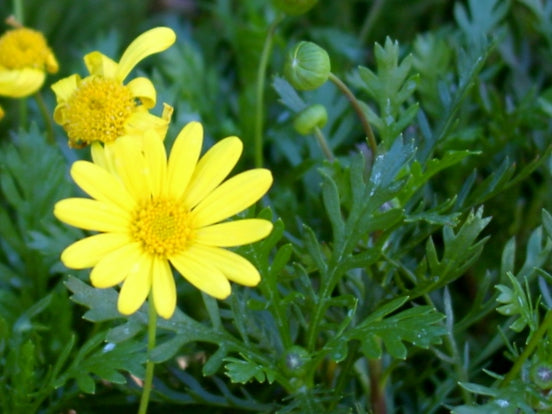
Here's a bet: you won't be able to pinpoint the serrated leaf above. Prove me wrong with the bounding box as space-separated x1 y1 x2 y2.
495 272 535 333
65 275 121 322
349 304 445 359
302 224 328 273
319 169 345 247
411 207 490 298
272 75 307 113
55 334 146 394
224 357 267 384
354 37 419 147
203 345 228 376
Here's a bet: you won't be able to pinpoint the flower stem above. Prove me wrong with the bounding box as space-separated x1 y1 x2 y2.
501 309 552 387
138 299 157 414
254 16 282 168
12 0 24 24
358 0 384 45
313 126 334 162
328 72 377 158
34 92 55 144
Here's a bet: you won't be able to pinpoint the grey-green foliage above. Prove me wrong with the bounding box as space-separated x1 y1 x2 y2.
354 37 419 149
0 126 77 413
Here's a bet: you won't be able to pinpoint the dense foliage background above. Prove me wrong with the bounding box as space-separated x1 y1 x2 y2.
1 0 552 413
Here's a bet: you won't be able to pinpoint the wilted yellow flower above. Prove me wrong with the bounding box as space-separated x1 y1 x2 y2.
52 27 175 148
54 122 273 319
0 25 58 118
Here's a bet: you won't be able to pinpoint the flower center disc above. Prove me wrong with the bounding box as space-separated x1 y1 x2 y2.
64 77 136 146
0 28 50 69
131 199 194 257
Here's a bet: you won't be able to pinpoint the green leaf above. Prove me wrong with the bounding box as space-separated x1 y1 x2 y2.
272 75 307 112
319 168 345 247
349 301 446 359
454 0 509 41
54 332 146 394
495 272 536 333
302 224 328 273
65 275 121 322
542 209 552 241
355 37 419 147
399 150 478 204
411 207 491 298
224 357 266 384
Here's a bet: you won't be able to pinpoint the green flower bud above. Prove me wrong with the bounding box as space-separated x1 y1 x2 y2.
284 41 331 91
273 0 318 16
531 361 552 390
281 345 311 378
293 104 328 135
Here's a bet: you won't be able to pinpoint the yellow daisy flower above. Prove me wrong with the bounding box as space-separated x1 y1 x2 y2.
54 122 274 319
51 27 175 148
0 25 58 118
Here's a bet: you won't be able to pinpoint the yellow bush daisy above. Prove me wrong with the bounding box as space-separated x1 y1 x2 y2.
54 122 273 319
0 25 58 119
51 27 175 148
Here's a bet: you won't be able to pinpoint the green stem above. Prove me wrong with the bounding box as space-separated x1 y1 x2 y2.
328 72 377 159
313 126 334 161
34 92 55 144
12 0 24 24
138 299 157 414
306 268 339 351
358 0 384 45
254 16 282 168
328 341 359 412
501 309 552 387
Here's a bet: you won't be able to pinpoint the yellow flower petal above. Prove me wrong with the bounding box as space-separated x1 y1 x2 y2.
116 27 176 82
193 169 273 227
184 137 243 208
141 130 167 198
0 67 45 97
190 245 261 286
0 105 4 120
195 219 273 247
84 51 118 78
117 253 153 315
152 256 176 319
61 233 131 269
54 198 130 232
70 160 135 210
126 77 156 108
46 50 58 73
167 121 203 199
90 141 116 174
111 137 151 200
170 251 231 299
90 242 143 287
51 74 80 103
125 110 170 138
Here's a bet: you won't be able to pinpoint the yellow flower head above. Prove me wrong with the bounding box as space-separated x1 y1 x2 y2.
0 25 58 114
51 27 176 148
54 122 274 319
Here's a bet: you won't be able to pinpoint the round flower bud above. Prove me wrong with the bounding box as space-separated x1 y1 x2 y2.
284 41 331 91
281 345 311 378
531 361 552 390
293 104 328 135
273 0 318 16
